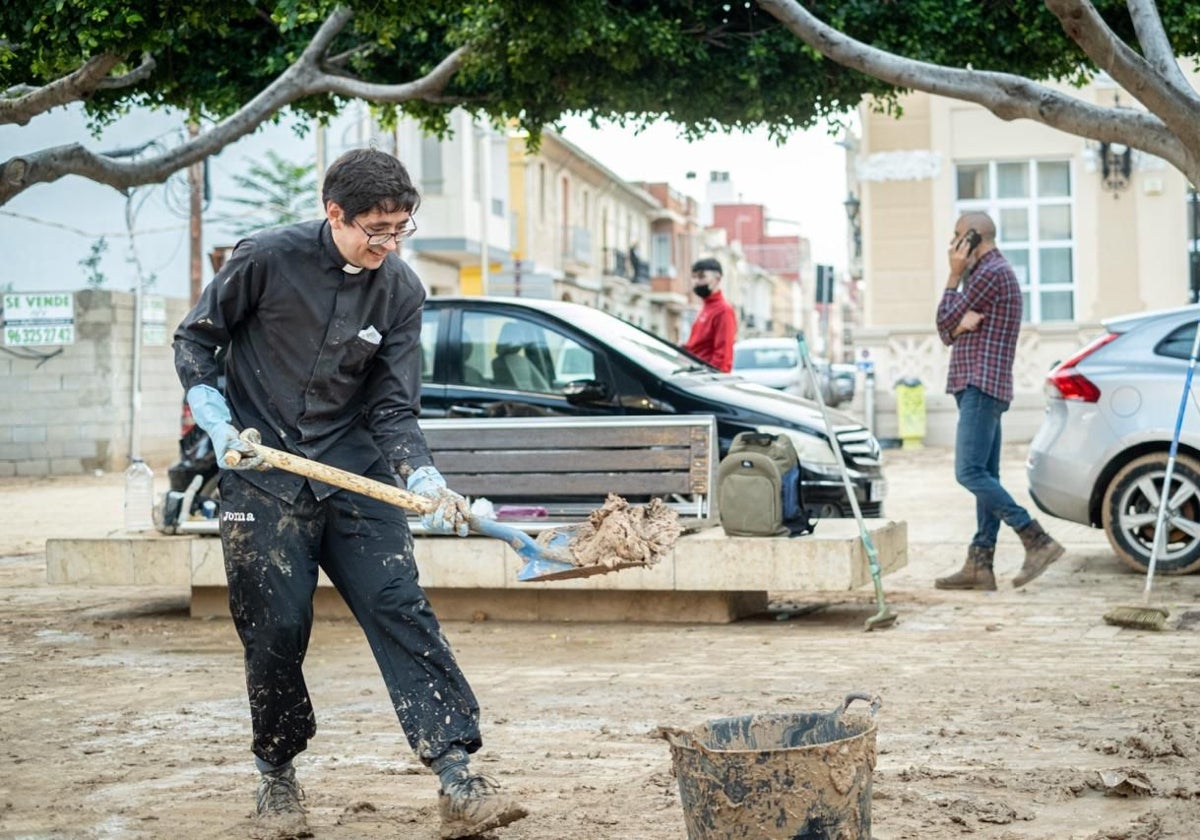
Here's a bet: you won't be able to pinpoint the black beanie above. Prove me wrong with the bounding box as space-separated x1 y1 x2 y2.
691 257 723 275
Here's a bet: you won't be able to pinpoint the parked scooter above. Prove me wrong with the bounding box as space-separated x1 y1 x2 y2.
155 355 224 534
156 422 220 534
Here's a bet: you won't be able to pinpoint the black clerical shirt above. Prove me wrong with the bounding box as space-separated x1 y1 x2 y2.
173 219 433 502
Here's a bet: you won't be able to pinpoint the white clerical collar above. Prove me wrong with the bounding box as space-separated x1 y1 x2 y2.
342 263 364 275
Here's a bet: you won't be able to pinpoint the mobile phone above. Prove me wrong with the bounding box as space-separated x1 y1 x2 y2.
963 228 982 254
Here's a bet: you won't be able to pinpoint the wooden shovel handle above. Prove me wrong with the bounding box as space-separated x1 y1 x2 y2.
223 433 438 514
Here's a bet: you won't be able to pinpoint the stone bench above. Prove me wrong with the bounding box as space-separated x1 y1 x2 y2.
45 517 908 624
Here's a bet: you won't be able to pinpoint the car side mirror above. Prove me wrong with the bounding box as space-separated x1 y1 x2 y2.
563 379 612 405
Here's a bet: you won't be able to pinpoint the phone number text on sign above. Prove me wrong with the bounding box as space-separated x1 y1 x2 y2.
4 325 75 346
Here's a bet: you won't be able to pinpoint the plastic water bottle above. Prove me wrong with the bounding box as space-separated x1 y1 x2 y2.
124 458 155 532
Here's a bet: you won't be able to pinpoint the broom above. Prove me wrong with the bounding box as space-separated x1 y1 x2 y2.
1103 321 1200 631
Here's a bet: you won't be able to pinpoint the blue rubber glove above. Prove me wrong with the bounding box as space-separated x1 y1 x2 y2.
185 384 266 470
406 466 470 536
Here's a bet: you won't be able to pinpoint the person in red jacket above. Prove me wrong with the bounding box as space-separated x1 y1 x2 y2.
683 257 737 372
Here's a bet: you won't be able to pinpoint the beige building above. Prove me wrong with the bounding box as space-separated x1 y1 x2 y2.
397 112 784 345
505 130 665 330
851 78 1195 445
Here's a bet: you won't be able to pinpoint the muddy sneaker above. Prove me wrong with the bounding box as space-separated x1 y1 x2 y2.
934 545 996 591
438 772 528 839
252 766 311 840
1013 520 1065 588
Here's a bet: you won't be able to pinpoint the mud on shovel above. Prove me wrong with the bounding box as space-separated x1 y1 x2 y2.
222 431 609 582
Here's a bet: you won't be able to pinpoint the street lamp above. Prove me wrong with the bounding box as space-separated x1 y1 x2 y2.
843 193 862 257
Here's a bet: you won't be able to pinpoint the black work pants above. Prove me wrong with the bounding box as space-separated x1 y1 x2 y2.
218 467 482 768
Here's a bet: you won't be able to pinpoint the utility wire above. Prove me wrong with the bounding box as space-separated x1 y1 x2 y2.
0 345 64 367
0 209 190 238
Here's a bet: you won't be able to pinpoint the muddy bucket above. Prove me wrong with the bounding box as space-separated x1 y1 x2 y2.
664 693 880 840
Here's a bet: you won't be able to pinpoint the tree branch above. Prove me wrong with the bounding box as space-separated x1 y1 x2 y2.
0 53 124 126
96 52 157 91
755 0 1197 181
0 6 469 206
1043 0 1200 151
1125 0 1192 93
313 45 466 101
326 43 375 69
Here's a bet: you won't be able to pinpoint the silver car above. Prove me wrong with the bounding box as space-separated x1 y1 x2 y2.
732 337 840 406
1027 304 1200 574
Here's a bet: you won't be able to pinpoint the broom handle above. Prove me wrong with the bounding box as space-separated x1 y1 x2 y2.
1146 322 1200 602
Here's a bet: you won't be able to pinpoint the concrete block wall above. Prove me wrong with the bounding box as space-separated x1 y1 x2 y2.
0 290 192 477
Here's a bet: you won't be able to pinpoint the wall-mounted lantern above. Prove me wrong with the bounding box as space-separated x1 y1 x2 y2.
1099 141 1132 193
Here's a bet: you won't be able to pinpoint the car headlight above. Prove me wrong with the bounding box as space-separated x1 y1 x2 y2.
756 424 843 476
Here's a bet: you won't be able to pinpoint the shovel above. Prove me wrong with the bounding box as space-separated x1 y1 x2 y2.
222 431 610 582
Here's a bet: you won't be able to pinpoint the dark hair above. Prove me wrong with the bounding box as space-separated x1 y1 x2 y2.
692 257 723 275
322 148 421 221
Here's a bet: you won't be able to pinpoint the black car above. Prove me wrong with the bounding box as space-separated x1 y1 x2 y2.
419 297 884 518
161 296 886 530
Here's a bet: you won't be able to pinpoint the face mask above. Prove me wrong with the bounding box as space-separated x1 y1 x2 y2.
693 284 712 298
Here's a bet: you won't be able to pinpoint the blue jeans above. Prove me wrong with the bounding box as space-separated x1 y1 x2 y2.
954 386 1032 548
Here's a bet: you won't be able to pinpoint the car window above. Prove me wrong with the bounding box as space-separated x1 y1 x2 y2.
547 332 596 384
1157 323 1199 360
734 345 797 370
454 312 492 388
419 315 437 383
455 311 565 394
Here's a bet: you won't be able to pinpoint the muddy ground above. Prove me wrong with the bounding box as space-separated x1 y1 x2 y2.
1 445 1199 840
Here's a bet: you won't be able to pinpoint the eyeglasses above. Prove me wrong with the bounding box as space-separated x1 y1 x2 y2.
353 217 418 246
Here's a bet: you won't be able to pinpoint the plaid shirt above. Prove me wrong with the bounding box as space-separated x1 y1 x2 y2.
936 249 1022 403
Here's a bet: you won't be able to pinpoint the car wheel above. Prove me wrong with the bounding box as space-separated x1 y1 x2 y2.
1100 452 1200 575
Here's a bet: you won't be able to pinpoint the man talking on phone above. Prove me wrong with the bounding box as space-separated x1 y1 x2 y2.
934 212 1064 591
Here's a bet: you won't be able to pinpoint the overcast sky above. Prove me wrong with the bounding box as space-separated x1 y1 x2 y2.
556 115 855 271
0 109 855 301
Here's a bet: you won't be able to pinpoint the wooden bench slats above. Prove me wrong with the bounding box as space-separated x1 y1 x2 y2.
424 425 694 450
436 447 693 476
446 472 696 497
418 416 718 530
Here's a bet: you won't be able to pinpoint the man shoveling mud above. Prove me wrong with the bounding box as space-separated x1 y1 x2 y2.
173 148 526 840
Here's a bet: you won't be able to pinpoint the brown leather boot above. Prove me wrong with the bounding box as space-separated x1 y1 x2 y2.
1012 519 1065 588
935 545 996 590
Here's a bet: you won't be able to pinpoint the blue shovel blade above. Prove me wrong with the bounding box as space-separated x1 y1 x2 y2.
468 516 595 582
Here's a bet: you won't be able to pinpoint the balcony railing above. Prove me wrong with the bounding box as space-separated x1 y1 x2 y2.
607 247 629 278
603 247 651 283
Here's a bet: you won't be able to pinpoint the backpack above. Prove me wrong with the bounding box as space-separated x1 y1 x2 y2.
717 431 816 537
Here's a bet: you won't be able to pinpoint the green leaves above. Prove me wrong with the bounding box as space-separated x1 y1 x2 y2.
7 1 1200 164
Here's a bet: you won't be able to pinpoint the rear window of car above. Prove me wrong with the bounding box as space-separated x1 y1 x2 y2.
734 346 797 370
1156 323 1200 359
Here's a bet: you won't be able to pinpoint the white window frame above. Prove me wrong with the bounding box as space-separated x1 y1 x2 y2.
954 159 1076 324
650 232 671 276
420 135 444 195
